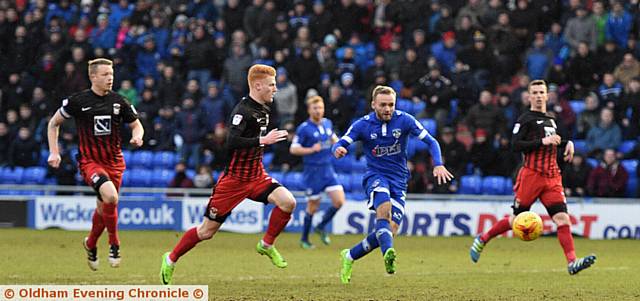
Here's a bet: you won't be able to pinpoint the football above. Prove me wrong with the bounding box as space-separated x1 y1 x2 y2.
512 211 543 241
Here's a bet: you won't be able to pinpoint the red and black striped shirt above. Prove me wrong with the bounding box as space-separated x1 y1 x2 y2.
511 110 564 177
60 89 138 166
224 96 269 181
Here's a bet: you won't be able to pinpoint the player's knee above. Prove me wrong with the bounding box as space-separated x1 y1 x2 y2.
552 212 571 226
306 200 319 214
197 223 218 240
280 193 296 212
101 192 118 204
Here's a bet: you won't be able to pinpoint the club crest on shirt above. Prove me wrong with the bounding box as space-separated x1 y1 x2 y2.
392 128 401 138
232 114 243 125
207 206 219 219
370 133 377 139
512 123 520 134
91 173 100 183
113 103 121 115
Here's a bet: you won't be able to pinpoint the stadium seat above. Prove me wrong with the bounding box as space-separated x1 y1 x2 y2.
120 170 130 187
22 167 48 184
419 118 437 136
626 177 638 198
618 140 637 154
122 150 132 164
186 169 196 179
333 155 354 173
482 176 507 195
268 171 283 183
335 173 352 192
152 169 174 187
39 149 49 167
129 169 152 187
573 140 587 155
396 98 414 114
351 157 367 173
412 101 426 116
621 160 638 175
283 172 304 191
586 158 598 168
504 177 514 195
130 150 153 168
263 152 274 167
569 100 585 115
459 175 482 194
153 151 176 168
0 167 24 184
349 173 364 193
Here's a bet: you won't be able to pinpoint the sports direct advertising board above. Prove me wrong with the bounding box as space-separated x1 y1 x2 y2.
29 197 640 240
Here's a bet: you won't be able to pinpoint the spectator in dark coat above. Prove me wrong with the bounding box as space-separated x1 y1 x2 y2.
168 162 195 196
176 98 207 167
152 106 177 151
567 42 599 99
465 90 505 138
0 123 10 166
308 0 333 45
325 85 353 135
622 77 640 139
587 148 629 197
184 26 214 94
8 127 39 167
563 154 592 197
413 66 453 127
157 65 183 108
438 126 468 180
469 128 496 176
224 0 245 34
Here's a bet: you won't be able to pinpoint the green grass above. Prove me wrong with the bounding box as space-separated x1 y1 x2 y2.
1 228 639 300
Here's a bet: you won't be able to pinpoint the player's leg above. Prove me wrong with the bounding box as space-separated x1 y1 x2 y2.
83 199 104 271
252 178 296 268
161 218 223 285
541 180 596 275
300 197 320 249
314 185 345 245
471 168 539 263
98 181 121 267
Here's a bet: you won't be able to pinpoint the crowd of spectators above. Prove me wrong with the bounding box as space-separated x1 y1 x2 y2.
0 0 639 197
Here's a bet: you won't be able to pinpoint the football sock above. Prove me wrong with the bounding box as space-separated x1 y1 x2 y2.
169 227 201 263
349 231 379 261
316 205 339 231
480 217 511 243
301 212 313 242
102 202 119 246
375 219 393 255
87 210 105 249
263 207 292 246
557 224 577 263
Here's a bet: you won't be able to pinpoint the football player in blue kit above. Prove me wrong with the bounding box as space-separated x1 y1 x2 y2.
332 85 453 283
290 96 345 249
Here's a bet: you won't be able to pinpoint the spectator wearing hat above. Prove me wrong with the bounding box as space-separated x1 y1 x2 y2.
274 67 298 125
458 30 494 91
413 66 453 127
431 31 458 75
185 26 214 94
308 0 333 45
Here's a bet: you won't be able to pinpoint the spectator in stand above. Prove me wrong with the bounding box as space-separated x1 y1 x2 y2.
193 165 214 189
488 12 519 82
591 1 608 47
613 53 640 89
431 31 458 75
152 106 176 151
136 88 159 146
492 136 520 177
469 128 496 176
466 90 505 139
547 83 576 137
596 40 624 75
273 67 298 125
90 14 116 51
413 66 453 127
563 154 592 197
586 108 622 157
168 162 195 196
587 148 628 197
525 33 554 80
199 82 230 133
157 65 183 109
544 22 569 62
290 46 321 109
0 123 10 166
598 73 624 118
567 41 599 99
8 127 39 167
223 44 253 98
438 126 468 181
184 26 214 94
458 31 493 92
605 1 632 49
576 92 601 139
622 77 640 138
176 97 206 168
398 48 426 92
563 5 597 52
117 79 139 106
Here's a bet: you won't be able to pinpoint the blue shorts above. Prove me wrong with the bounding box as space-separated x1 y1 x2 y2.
364 175 406 225
303 165 343 200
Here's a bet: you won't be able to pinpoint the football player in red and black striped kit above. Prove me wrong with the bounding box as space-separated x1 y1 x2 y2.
159 64 297 285
470 80 596 275
47 58 144 271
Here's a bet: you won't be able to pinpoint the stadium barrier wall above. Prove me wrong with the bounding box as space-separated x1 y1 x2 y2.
17 196 640 240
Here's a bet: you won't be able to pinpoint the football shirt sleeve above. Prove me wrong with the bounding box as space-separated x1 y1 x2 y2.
226 107 260 150
121 98 139 123
406 114 443 166
59 96 79 119
332 119 362 152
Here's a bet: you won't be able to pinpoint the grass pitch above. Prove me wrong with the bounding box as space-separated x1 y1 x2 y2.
1 228 639 300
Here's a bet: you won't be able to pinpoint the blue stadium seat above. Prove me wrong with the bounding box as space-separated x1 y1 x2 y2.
626 177 638 198
39 150 49 167
69 148 79 164
0 167 24 184
263 152 274 167
152 169 174 187
122 150 132 164
283 172 304 191
573 140 587 154
419 118 437 136
130 150 153 168
153 151 176 168
621 160 638 175
22 167 47 184
120 170 130 187
335 173 352 192
618 140 637 154
504 178 514 195
460 175 482 194
349 173 364 193
333 155 354 173
396 98 414 114
412 101 426 116
186 169 196 179
268 171 283 183
351 157 367 173
586 158 598 168
482 176 507 195
129 169 152 187
569 100 585 115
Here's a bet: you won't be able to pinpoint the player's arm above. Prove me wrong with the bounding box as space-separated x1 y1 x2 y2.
511 120 560 152
331 119 362 159
408 116 453 184
289 132 321 156
128 119 144 147
47 110 66 168
226 111 286 149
